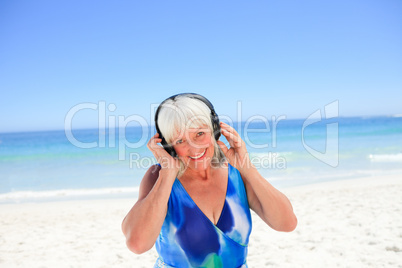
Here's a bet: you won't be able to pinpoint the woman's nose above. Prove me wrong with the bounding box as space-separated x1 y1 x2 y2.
186 139 204 150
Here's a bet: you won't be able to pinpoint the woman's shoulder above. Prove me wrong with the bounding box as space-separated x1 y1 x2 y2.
148 163 162 175
144 164 162 183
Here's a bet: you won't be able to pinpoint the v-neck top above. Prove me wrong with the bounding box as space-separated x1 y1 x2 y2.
154 164 252 268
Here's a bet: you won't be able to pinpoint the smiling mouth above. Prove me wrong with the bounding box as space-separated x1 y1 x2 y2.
188 149 207 160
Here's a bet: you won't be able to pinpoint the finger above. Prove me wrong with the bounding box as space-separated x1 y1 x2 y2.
150 132 160 140
220 122 239 134
153 138 162 143
148 141 163 152
220 123 241 139
147 134 163 150
221 129 242 147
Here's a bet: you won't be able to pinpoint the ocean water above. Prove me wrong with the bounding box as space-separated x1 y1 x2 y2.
0 116 401 203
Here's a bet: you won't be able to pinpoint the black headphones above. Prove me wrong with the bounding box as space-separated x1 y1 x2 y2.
154 93 221 157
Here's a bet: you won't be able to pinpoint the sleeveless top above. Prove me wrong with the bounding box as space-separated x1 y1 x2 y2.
154 164 252 268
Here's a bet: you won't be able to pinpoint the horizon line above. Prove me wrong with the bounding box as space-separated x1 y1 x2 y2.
1 114 401 135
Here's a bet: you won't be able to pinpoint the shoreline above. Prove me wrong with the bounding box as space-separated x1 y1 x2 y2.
1 173 401 267
3 168 402 205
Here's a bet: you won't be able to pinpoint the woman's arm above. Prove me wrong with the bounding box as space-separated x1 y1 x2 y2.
218 122 297 232
239 165 297 232
122 133 180 254
121 165 177 254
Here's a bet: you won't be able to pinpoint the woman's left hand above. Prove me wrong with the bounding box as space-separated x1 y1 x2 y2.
217 122 252 172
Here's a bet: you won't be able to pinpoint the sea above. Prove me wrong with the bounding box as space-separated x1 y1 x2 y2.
0 116 401 204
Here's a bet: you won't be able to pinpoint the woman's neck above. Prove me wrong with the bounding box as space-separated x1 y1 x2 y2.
179 162 228 182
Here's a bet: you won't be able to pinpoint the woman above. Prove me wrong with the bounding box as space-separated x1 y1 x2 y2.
122 93 297 267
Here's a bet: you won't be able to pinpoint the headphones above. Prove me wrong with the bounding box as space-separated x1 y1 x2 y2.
154 93 221 157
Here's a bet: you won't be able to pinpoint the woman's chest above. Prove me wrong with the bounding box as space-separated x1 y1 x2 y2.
180 177 228 225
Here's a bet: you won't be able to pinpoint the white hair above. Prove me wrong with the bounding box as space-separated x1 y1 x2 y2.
157 95 225 174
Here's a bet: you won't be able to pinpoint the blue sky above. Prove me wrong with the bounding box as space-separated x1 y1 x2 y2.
0 0 401 132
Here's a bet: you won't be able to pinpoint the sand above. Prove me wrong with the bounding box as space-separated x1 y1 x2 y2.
1 174 401 268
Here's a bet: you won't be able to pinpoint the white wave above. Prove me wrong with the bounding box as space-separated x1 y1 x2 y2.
368 153 402 162
250 152 293 157
0 187 139 201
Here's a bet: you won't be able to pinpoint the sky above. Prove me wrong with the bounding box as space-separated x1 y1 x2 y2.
0 0 401 132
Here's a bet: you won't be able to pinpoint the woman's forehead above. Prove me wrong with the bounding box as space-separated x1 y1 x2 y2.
172 125 210 139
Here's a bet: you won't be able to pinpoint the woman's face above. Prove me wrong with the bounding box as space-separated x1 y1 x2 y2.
172 125 215 171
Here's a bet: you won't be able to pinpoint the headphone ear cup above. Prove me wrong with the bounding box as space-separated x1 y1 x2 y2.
164 144 177 158
155 109 177 157
211 113 221 141
159 135 177 158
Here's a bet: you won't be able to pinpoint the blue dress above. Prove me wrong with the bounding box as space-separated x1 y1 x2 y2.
154 164 252 268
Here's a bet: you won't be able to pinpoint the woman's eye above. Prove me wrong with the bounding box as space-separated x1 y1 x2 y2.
197 132 204 136
176 139 183 144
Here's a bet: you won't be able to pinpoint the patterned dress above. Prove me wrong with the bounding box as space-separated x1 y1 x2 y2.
154 164 252 268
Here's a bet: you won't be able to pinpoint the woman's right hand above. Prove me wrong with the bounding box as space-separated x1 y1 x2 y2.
147 133 180 176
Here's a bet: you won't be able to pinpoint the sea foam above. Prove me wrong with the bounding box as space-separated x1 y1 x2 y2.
368 153 402 162
0 187 139 203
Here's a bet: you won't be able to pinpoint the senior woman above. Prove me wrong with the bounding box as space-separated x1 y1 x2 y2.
122 93 297 268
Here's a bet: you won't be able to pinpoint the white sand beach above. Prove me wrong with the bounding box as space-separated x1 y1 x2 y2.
1 174 401 268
